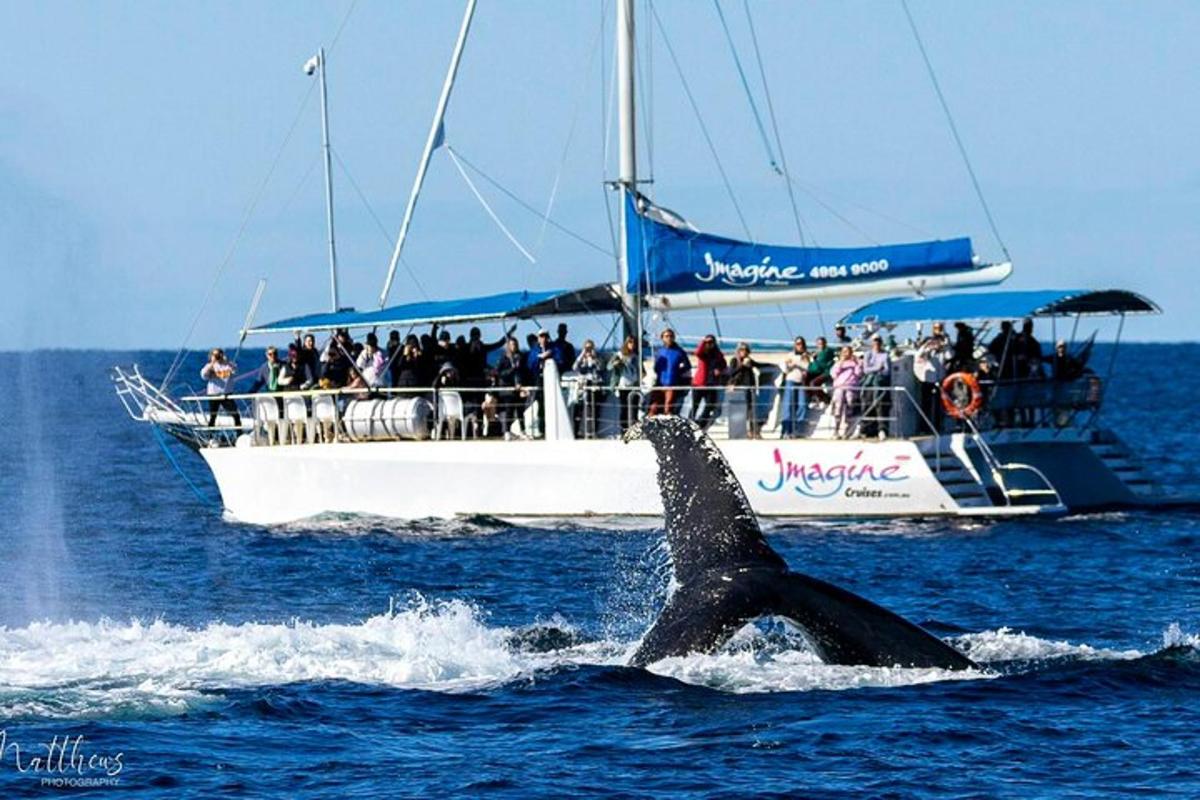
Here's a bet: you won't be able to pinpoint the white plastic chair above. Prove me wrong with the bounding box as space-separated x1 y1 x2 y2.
437 391 466 440
283 395 309 444
252 397 282 445
312 395 339 443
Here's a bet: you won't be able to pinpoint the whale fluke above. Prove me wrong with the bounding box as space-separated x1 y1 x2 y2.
625 416 976 671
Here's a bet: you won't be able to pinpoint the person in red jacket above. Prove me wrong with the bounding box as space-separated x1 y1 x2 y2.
689 334 726 430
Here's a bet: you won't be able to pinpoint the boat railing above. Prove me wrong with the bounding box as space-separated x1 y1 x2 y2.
972 374 1105 435
962 416 1065 510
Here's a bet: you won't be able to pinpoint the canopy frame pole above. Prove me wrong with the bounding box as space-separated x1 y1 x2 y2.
233 278 268 367
615 0 640 343
378 0 477 309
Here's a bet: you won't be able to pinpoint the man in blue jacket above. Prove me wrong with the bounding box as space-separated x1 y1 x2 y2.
524 328 564 436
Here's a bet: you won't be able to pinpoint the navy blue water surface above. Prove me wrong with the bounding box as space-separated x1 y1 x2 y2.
0 345 1197 798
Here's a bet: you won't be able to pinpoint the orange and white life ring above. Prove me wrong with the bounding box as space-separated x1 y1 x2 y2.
940 372 984 419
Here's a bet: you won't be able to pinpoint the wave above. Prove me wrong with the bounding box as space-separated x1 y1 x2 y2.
0 600 1190 719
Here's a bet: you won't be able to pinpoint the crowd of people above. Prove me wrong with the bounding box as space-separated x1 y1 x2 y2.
200 315 1093 438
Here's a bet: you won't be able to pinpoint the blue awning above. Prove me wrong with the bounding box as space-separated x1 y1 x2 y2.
839 289 1159 326
247 284 623 335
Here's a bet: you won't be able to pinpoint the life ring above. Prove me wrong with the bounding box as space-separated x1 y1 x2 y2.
940 372 983 419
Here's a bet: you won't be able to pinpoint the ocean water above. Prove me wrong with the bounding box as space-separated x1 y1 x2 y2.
0 345 1197 797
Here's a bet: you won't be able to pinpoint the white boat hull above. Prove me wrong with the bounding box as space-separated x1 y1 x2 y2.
201 437 1033 525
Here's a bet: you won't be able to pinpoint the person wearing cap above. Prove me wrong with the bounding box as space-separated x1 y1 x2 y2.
860 334 891 438
526 328 565 378
1051 340 1083 383
834 324 852 345
648 328 691 416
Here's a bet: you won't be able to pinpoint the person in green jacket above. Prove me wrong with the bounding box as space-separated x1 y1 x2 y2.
804 335 836 405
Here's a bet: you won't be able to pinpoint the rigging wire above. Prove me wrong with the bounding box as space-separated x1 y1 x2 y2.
649 1 752 240
900 0 1010 261
713 0 779 174
445 145 538 265
742 0 807 246
330 147 430 300
449 148 614 258
742 1 827 334
162 0 360 390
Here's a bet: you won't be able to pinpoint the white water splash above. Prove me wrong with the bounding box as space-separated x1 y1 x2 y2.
1162 622 1200 650
952 627 1143 663
0 601 1176 719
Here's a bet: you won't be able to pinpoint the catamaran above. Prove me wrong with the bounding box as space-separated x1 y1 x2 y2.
114 1 1167 524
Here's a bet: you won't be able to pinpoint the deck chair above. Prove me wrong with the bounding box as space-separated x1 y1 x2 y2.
436 391 466 440
252 397 282 445
283 395 309 444
312 395 339 443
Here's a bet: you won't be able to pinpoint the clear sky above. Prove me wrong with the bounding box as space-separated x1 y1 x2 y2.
2 0 1197 350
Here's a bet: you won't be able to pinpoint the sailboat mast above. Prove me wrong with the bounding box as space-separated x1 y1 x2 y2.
615 0 639 341
316 47 340 313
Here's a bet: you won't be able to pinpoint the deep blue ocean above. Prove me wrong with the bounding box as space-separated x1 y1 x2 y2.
0 344 1197 798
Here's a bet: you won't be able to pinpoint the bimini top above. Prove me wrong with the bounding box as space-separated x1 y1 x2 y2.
840 289 1160 326
247 284 623 335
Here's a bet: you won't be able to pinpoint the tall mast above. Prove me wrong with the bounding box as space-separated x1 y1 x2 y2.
310 48 339 313
379 0 477 309
616 0 639 341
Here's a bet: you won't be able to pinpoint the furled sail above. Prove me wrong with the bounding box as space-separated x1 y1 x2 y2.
623 192 1010 309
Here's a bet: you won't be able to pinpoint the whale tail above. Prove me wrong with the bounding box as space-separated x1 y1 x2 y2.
627 416 976 671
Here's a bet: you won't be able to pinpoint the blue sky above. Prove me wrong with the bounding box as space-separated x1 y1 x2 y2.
2 0 1197 349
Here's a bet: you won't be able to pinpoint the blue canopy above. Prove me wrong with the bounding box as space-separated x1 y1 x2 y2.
624 192 981 295
248 284 622 335
839 289 1160 326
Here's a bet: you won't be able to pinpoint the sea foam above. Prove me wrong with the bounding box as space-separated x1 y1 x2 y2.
0 600 1178 718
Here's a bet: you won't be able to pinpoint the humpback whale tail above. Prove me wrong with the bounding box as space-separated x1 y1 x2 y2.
626 416 976 671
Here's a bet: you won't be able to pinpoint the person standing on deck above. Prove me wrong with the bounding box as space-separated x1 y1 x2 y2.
860 334 891 438
555 323 577 371
525 329 564 436
648 329 690 416
781 336 811 438
608 336 643 432
690 335 727 431
201 348 241 429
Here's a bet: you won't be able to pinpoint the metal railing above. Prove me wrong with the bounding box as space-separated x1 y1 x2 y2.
961 415 1065 510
